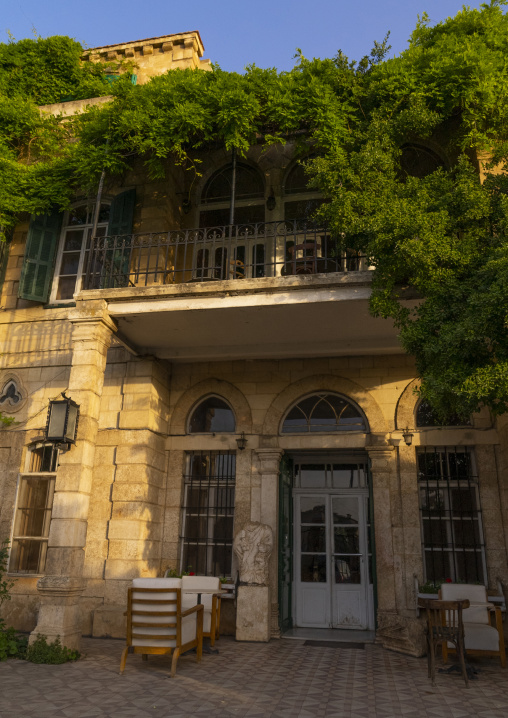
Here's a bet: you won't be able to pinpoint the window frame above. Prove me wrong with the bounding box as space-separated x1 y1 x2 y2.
180 450 236 577
280 392 368 435
48 202 110 305
417 446 487 586
187 395 236 434
9 443 58 575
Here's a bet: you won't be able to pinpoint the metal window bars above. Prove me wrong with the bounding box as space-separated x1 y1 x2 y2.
418 447 486 585
181 451 236 577
83 220 368 290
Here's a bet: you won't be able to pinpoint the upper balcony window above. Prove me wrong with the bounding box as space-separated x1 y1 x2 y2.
281 393 367 433
50 203 110 303
199 163 265 228
400 144 446 179
283 158 324 222
189 396 236 433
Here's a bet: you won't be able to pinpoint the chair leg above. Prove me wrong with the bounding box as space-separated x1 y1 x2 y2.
170 648 180 678
119 646 129 674
457 644 469 689
429 640 436 686
442 641 449 664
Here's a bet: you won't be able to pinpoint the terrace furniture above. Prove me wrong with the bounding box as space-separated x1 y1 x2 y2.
181 575 223 648
120 578 203 678
418 597 470 687
440 583 506 668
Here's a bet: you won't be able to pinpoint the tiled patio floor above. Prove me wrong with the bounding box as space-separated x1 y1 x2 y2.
0 636 507 718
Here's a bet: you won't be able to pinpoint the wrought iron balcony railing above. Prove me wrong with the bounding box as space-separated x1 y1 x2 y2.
83 220 368 291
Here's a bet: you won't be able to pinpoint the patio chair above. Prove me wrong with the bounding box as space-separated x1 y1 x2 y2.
181 575 222 647
440 583 506 668
120 578 203 678
418 597 470 687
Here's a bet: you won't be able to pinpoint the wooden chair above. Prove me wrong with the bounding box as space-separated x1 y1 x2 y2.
181 575 222 647
418 597 470 687
120 578 203 678
440 583 506 668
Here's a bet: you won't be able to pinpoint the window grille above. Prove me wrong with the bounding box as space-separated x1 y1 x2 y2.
181 451 236 577
418 447 486 585
9 444 58 574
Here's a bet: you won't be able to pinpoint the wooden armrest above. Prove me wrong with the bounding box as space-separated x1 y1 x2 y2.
181 603 204 617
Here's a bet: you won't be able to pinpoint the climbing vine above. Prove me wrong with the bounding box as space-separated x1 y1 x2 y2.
1 2 508 418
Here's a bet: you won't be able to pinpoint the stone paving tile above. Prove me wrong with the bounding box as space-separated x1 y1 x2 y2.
0 637 508 717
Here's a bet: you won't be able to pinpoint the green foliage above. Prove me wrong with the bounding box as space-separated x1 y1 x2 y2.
26 634 80 664
0 35 113 105
2 4 508 416
0 540 14 610
0 627 28 661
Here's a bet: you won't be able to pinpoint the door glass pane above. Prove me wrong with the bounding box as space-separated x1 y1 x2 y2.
301 526 325 552
332 497 359 525
301 554 326 582
300 465 326 488
334 555 361 584
300 497 326 524
334 527 360 553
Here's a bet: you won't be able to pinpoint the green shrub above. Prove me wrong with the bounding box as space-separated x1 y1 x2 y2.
0 627 27 661
26 634 80 664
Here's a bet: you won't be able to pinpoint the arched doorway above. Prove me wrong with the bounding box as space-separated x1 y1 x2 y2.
279 393 375 631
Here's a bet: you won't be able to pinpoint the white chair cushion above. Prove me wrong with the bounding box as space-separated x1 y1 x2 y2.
131 577 195 648
440 584 489 624
181 576 220 591
447 624 500 653
181 593 212 633
461 624 500 652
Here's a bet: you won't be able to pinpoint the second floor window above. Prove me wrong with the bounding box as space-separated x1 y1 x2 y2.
50 203 110 303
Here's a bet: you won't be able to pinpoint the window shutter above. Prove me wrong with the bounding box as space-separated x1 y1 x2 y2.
105 189 136 288
18 211 62 302
107 188 136 237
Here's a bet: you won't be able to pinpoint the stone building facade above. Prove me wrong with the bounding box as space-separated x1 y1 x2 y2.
1 33 507 656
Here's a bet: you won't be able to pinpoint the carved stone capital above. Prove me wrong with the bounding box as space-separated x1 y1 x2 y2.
255 448 284 475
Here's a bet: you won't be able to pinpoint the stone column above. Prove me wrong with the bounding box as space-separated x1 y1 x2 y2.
367 443 422 655
31 300 115 650
253 448 283 638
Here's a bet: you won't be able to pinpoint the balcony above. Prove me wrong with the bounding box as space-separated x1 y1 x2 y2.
83 220 367 290
78 220 402 361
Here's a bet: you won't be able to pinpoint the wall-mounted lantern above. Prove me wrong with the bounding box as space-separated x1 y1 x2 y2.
402 428 414 446
236 432 247 451
46 392 80 451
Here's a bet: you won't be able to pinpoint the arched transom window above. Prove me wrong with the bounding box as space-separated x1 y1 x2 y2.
281 393 367 433
199 163 265 227
188 396 236 433
416 400 470 428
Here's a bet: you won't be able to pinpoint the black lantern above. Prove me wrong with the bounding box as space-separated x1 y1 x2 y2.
402 427 414 446
236 432 247 451
46 393 80 450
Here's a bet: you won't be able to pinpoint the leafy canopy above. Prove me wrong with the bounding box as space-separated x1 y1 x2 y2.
2 2 508 418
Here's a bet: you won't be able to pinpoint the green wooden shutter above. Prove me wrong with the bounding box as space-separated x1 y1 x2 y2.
105 189 136 288
18 211 62 302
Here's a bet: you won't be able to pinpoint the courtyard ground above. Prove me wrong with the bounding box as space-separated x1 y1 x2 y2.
0 636 507 717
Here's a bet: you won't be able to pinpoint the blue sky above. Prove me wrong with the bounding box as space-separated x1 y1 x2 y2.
5 1 485 72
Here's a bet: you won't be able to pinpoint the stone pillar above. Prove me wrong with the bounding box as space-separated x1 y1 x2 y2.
253 448 283 638
31 301 115 650
368 443 423 655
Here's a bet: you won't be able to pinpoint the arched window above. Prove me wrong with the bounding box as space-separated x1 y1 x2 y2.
400 144 446 179
188 396 236 433
283 157 323 222
281 393 367 433
416 400 470 428
199 163 265 227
